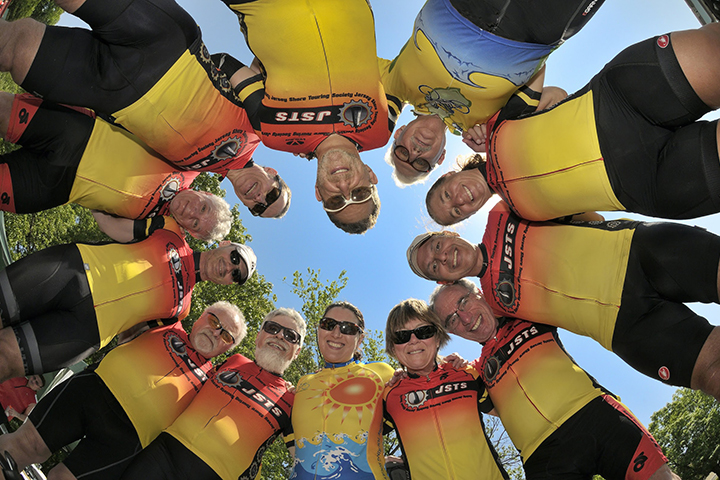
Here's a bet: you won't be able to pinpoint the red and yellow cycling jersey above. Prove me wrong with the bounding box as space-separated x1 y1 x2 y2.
96 324 211 447
77 217 195 347
383 363 507 480
166 354 293 480
487 90 624 220
473 319 605 460
223 0 393 154
112 42 259 173
480 201 635 350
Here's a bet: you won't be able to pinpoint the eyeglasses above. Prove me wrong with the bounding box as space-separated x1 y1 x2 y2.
319 317 363 336
393 144 432 173
392 324 438 345
208 312 236 345
229 248 247 284
249 176 283 217
262 320 301 345
321 185 375 213
445 294 469 331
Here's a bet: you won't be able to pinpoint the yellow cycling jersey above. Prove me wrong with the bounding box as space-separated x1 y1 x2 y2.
223 0 393 154
96 324 211 447
480 202 634 350
380 0 550 134
474 320 605 460
77 217 195 347
290 361 395 480
70 117 198 219
487 90 625 220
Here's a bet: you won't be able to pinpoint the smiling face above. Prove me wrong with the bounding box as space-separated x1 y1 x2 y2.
254 315 302 374
168 190 216 239
315 148 379 226
318 306 364 364
433 284 498 344
415 234 483 282
190 308 241 358
231 164 288 218
200 243 249 285
392 318 440 376
427 169 493 226
391 116 447 180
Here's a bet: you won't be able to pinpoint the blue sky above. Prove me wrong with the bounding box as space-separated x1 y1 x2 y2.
60 0 718 427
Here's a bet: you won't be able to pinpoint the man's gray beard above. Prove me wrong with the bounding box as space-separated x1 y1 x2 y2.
255 345 291 375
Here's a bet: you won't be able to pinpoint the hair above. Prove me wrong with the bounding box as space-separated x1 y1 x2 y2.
425 154 486 226
322 301 365 361
428 278 479 314
204 193 233 242
206 301 247 348
328 188 381 235
385 298 451 362
384 142 431 187
270 175 292 219
261 307 307 347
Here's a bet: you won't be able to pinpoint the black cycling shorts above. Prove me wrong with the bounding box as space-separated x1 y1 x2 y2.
1 101 92 213
524 395 667 480
593 34 720 219
613 222 718 387
23 0 198 114
0 244 100 374
29 370 142 480
119 432 221 480
448 0 605 44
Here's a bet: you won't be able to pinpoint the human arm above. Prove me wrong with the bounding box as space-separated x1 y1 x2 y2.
462 124 488 153
536 86 568 111
440 352 468 369
4 403 35 422
92 211 168 243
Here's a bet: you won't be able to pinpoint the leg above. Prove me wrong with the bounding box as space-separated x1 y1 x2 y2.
0 18 45 85
0 91 14 139
0 327 26 382
648 465 681 480
691 326 720 400
671 22 720 109
0 420 52 472
47 464 78 480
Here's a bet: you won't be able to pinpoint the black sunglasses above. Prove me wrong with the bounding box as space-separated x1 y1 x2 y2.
249 176 283 217
228 248 248 284
321 185 375 213
393 144 431 172
207 312 235 345
262 320 301 345
392 324 438 345
319 317 363 336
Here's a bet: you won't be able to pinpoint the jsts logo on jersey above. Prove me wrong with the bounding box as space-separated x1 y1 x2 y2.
402 382 470 410
166 243 186 317
494 213 522 311
166 332 208 386
217 370 289 421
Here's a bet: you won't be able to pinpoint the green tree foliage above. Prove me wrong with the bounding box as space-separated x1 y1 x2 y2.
6 0 62 23
649 388 720 480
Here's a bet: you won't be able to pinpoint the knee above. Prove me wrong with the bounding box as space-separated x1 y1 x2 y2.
0 420 51 469
0 327 25 382
0 18 44 79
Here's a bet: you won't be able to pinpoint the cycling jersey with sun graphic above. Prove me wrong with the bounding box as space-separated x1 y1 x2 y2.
289 361 395 480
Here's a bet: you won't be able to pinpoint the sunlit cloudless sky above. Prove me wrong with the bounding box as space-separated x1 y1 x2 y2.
59 0 718 428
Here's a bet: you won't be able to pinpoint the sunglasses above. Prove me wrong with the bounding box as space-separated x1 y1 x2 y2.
208 312 236 345
229 248 247 284
321 185 375 213
319 317 363 336
392 324 438 345
249 176 283 217
262 320 301 345
393 144 431 173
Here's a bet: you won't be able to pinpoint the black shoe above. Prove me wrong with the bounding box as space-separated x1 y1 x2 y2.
685 0 720 24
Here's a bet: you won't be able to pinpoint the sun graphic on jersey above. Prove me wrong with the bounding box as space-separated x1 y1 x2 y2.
305 369 384 425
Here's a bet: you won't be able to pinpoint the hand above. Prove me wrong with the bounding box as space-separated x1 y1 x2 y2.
385 455 404 465
440 352 468 369
285 380 297 394
4 407 18 418
385 368 407 387
462 124 487 153
536 86 568 111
